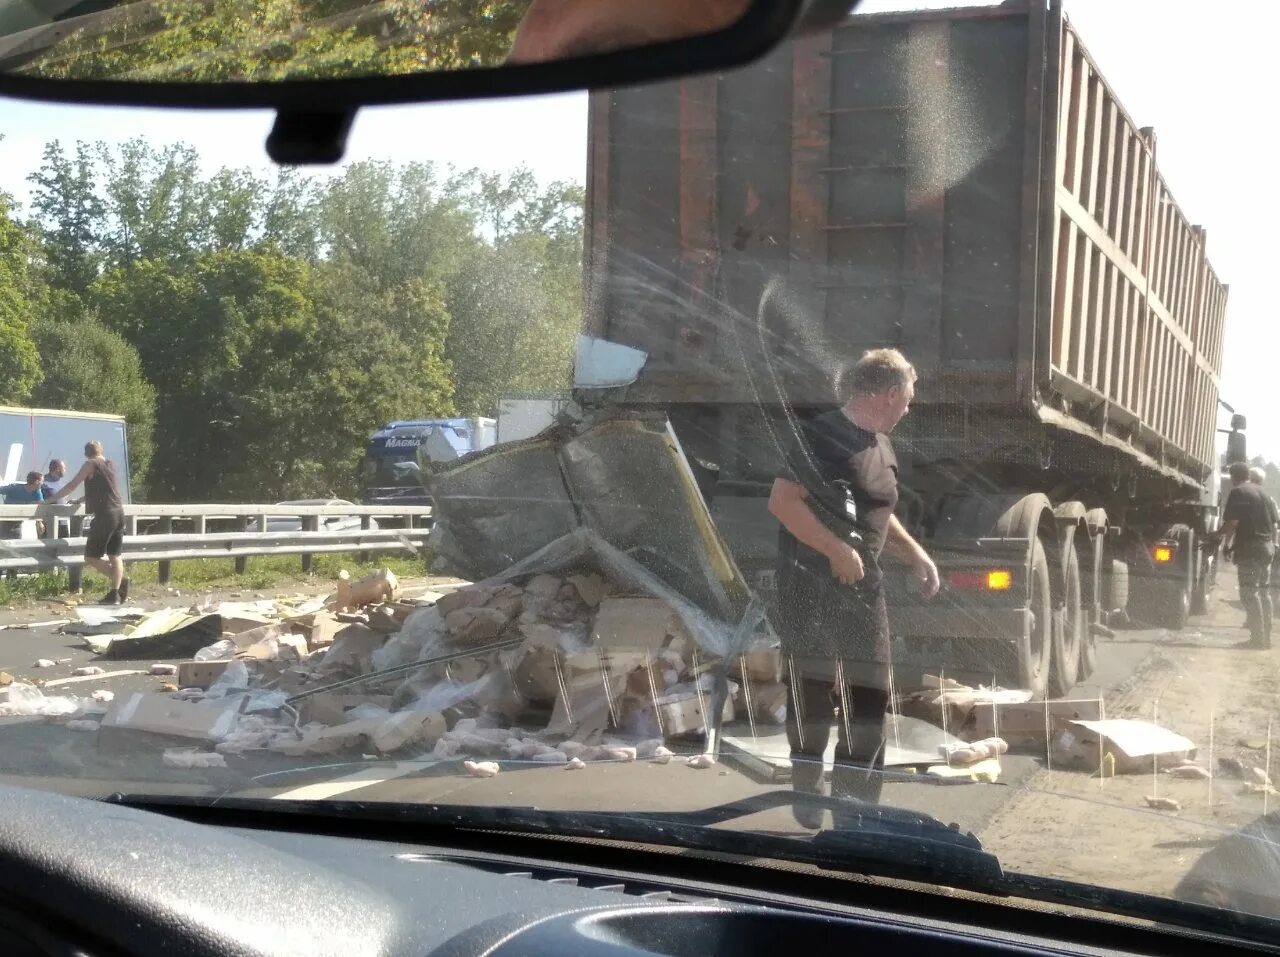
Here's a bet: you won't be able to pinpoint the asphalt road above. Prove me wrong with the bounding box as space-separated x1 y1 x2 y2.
0 584 1170 837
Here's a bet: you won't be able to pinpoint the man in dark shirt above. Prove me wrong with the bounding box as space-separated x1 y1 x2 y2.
47 440 129 605
768 348 939 827
1222 461 1278 649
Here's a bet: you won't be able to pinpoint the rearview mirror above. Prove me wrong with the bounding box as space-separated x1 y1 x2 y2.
0 0 846 160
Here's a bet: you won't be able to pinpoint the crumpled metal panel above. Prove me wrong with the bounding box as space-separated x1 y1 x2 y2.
426 432 577 582
428 414 751 623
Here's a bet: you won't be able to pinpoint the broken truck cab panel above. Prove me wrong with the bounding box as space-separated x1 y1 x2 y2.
426 413 752 627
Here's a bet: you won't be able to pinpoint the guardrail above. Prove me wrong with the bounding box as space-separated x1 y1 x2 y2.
0 503 432 590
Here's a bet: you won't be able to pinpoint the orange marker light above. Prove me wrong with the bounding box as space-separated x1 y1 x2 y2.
1153 546 1174 563
986 570 1013 591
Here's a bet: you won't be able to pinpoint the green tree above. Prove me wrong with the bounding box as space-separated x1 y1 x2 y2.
97 139 209 266
22 0 527 83
26 140 105 296
316 160 479 292
91 247 328 500
29 306 157 495
306 260 457 496
0 190 42 404
445 231 580 417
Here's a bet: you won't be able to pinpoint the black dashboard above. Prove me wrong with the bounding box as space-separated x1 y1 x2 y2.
0 783 1269 957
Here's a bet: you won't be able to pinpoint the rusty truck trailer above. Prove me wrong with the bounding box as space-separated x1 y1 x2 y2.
580 0 1230 695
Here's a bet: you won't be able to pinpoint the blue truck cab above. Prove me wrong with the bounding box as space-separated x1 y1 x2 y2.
360 418 496 506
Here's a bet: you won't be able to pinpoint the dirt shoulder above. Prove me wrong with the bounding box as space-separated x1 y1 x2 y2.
979 597 1280 901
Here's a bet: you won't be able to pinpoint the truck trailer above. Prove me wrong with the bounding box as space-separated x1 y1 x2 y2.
578 0 1232 695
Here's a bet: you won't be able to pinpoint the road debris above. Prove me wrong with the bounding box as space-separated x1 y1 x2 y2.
1166 763 1211 780
8 528 763 778
33 659 56 668
162 749 227 769
1145 796 1183 811
1219 756 1249 779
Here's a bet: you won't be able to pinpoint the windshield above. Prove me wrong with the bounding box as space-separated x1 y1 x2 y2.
3 0 1279 941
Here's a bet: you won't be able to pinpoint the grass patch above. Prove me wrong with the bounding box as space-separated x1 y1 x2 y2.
0 552 426 606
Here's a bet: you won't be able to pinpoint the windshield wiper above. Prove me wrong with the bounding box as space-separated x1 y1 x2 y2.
106 789 1002 892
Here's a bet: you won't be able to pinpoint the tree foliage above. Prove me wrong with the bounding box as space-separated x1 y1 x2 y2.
0 191 42 404
13 135 581 502
23 0 528 83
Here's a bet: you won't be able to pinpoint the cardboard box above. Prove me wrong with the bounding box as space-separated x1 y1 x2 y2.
545 663 629 743
591 596 691 653
657 692 735 736
285 612 346 650
177 659 236 689
99 692 241 747
1053 718 1196 773
300 693 394 726
731 648 782 684
970 698 1103 751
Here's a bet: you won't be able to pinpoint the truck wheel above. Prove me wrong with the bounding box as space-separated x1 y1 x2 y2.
1157 581 1191 630
1019 537 1053 698
1050 536 1083 697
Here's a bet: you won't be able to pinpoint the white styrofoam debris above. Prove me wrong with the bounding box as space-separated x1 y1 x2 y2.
463 760 500 778
72 666 105 677
162 749 228 769
566 757 586 770
651 746 674 764
605 747 637 763
686 753 716 769
33 659 56 668
150 663 179 676
0 683 80 717
91 690 114 703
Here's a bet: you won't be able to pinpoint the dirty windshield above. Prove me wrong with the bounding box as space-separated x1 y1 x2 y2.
2 0 1278 940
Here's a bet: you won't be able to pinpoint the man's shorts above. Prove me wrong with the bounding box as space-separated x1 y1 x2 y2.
85 508 126 559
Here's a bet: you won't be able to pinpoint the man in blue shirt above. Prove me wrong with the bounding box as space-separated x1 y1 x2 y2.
1 471 46 503
1 471 46 541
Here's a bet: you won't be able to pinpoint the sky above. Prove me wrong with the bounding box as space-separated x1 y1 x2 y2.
1 0 1277 458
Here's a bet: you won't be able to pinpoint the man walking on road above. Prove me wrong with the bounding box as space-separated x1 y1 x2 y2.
1222 461 1278 649
1248 466 1280 615
768 348 939 828
46 441 130 605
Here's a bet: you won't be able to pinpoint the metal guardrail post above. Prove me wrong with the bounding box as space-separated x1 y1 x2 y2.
359 514 372 564
301 515 319 573
156 516 174 584
68 514 85 592
235 516 251 574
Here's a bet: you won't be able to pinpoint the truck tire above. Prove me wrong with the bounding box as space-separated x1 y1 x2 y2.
1020 537 1053 698
1107 559 1129 626
1079 509 1107 682
1050 535 1084 697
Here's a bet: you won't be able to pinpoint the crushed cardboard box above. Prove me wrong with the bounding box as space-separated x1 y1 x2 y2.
34 556 753 770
